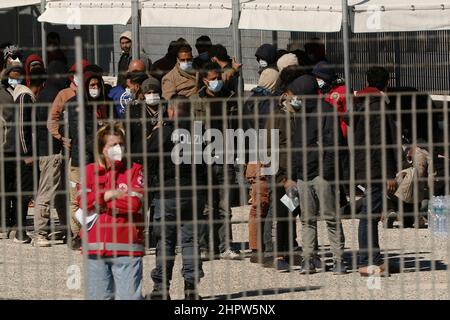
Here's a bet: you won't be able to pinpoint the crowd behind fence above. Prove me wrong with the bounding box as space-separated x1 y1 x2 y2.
0 36 450 300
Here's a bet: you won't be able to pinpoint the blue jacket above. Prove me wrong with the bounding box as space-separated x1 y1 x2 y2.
108 85 132 119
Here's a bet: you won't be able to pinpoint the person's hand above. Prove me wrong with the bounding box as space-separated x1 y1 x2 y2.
61 137 71 150
104 190 126 202
222 69 233 82
231 56 242 71
283 179 297 194
23 157 33 166
387 179 397 194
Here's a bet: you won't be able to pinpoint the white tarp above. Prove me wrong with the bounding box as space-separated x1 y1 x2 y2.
351 0 450 32
140 0 232 28
38 0 132 25
238 0 344 32
0 0 41 9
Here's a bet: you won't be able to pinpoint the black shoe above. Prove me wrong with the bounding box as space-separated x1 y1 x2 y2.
332 260 348 275
13 230 32 244
249 251 264 263
184 281 202 300
299 258 317 275
148 289 171 300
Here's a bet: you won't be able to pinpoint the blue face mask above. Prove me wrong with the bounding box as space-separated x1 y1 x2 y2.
207 79 224 93
290 96 302 110
180 61 193 72
8 78 21 88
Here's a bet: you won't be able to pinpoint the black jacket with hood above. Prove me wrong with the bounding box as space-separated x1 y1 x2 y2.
36 60 68 156
291 75 344 181
255 44 278 73
67 71 106 167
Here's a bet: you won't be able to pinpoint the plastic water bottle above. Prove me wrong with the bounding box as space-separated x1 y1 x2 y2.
435 196 447 237
428 197 436 234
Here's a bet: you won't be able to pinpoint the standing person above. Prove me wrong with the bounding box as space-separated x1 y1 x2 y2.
191 62 240 260
24 54 44 87
243 68 279 263
78 122 145 300
255 44 277 74
0 61 25 237
32 61 69 247
117 31 133 87
150 39 187 82
354 67 398 276
148 98 205 300
161 44 198 100
193 35 212 71
11 67 47 243
46 32 68 66
66 70 108 249
284 75 347 274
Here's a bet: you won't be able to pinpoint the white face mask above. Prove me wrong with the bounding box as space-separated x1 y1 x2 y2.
317 79 326 89
179 61 193 72
145 93 161 106
89 88 99 98
207 79 224 93
8 78 21 88
107 144 124 162
259 59 268 68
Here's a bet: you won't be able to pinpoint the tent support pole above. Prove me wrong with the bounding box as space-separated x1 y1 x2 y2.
94 25 99 65
232 0 243 98
40 0 47 67
132 0 140 60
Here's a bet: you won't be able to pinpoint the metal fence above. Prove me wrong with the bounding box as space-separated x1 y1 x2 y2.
1 37 450 300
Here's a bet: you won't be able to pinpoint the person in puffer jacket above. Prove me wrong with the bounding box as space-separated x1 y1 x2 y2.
77 122 145 300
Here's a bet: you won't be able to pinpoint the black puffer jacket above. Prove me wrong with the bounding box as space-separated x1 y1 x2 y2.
36 61 68 156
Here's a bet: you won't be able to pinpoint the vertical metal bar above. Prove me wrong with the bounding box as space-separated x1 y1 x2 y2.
272 31 278 50
41 0 47 67
131 0 140 60
232 0 243 99
93 25 99 66
342 0 351 112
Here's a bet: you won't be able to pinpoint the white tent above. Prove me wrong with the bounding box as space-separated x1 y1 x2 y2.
38 0 132 25
238 0 346 32
351 0 450 33
0 1 41 9
140 0 232 28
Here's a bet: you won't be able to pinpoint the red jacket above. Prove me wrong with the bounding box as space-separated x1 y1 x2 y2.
324 84 348 139
77 161 145 257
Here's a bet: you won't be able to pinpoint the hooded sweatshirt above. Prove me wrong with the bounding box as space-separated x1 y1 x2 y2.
255 44 278 73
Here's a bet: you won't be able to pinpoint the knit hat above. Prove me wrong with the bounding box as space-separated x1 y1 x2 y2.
258 68 279 92
120 31 132 42
141 76 161 94
312 61 337 83
277 53 298 73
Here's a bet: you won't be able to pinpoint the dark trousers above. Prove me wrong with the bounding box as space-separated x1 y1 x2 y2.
0 156 34 233
151 196 205 288
358 183 383 267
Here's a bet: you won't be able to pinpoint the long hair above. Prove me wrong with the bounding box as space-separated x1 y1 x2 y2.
96 121 125 165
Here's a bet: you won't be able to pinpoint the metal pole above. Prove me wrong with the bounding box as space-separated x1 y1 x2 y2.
93 25 99 65
342 0 351 110
131 0 140 60
232 0 243 98
272 31 278 50
75 36 88 299
40 0 47 67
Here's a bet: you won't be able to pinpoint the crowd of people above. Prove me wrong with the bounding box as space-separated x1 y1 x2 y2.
0 30 448 300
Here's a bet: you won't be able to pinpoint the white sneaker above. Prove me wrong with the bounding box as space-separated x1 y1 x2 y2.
220 249 242 260
31 235 51 247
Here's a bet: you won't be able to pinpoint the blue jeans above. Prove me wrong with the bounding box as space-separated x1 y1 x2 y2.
151 197 205 289
358 184 383 266
85 256 143 300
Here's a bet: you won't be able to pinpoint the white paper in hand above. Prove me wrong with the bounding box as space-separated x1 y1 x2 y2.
280 194 299 212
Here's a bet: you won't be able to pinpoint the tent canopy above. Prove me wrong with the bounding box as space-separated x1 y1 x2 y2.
141 0 232 28
351 0 450 33
0 1 41 9
38 0 132 25
238 0 346 32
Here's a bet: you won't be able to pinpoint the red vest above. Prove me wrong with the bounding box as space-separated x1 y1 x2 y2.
324 84 348 139
77 161 145 257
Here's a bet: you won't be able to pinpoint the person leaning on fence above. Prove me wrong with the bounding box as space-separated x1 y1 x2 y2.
243 68 280 264
66 68 109 250
148 97 206 300
190 62 241 260
32 60 70 247
77 122 145 300
284 74 347 275
353 67 398 277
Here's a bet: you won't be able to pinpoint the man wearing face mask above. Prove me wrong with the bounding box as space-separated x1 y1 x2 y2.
162 44 198 101
193 35 212 72
66 71 107 249
255 44 277 74
283 75 347 275
117 31 133 88
190 62 240 260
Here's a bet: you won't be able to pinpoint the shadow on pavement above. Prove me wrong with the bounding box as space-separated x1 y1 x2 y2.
203 286 321 300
